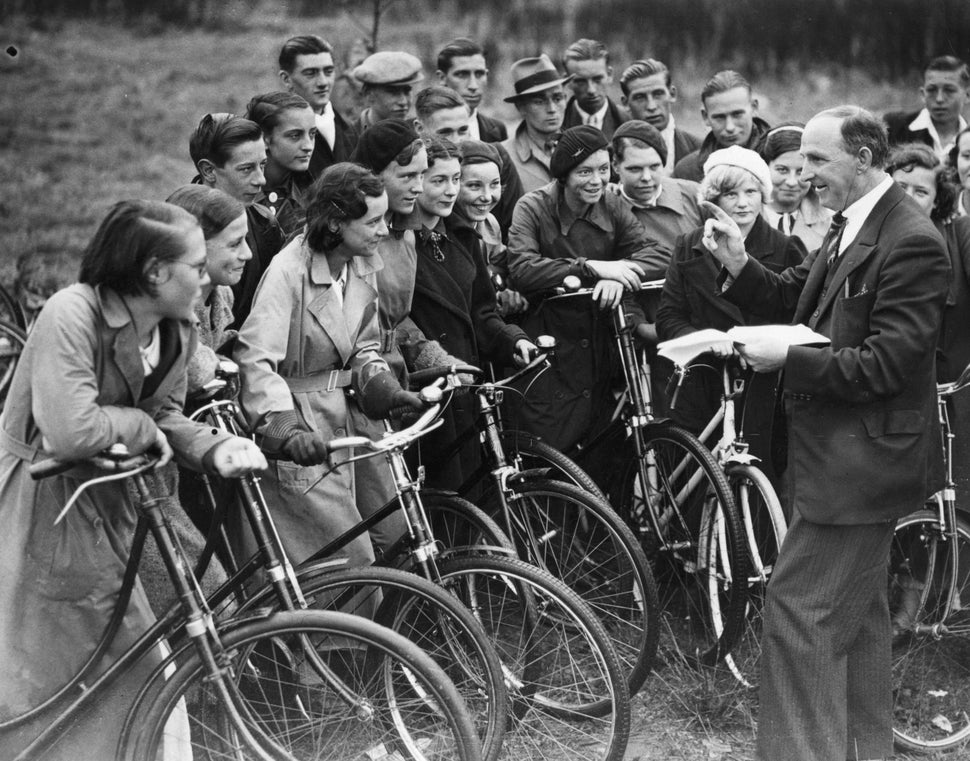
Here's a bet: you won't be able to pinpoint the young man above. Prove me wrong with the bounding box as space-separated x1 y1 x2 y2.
884 55 969 161
352 51 423 133
189 113 283 326
414 85 524 238
501 54 572 193
673 70 770 182
560 38 628 139
619 58 700 175
435 37 506 142
278 34 358 179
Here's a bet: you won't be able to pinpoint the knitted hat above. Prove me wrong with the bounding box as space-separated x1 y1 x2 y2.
612 119 668 165
702 145 773 200
458 140 502 168
350 118 420 174
550 125 610 180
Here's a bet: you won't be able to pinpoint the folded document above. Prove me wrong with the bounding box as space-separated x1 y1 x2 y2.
657 325 830 367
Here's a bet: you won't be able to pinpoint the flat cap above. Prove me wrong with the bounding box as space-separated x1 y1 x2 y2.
550 125 609 180
612 119 668 166
353 51 424 87
350 118 420 174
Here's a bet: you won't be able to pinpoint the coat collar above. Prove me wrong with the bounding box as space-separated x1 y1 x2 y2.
551 182 615 236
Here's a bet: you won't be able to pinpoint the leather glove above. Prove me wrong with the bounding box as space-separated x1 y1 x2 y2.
282 432 330 466
359 371 426 419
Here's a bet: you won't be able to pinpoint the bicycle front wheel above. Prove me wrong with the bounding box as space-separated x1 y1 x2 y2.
122 610 483 761
498 429 608 502
619 423 748 668
891 509 970 753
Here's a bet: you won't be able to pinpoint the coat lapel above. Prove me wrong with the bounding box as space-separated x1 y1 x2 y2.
306 253 355 365
98 288 143 403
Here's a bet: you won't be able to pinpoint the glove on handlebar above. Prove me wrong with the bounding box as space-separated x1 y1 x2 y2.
359 371 425 419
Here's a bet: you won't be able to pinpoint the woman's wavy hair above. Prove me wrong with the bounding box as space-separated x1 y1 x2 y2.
887 142 958 221
305 163 384 252
79 200 199 297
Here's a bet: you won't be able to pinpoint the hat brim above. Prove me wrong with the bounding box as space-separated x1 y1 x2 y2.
503 74 574 103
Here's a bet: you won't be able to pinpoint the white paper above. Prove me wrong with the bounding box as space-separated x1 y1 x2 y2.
657 324 830 366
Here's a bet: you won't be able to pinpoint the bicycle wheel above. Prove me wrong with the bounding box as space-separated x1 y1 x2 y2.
617 423 748 668
490 477 659 697
420 490 515 557
890 510 970 753
498 428 608 502
0 319 26 409
722 463 787 688
122 609 483 761
438 555 630 761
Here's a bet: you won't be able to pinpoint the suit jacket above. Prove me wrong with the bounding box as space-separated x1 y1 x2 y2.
884 108 933 150
724 182 949 524
308 109 359 180
672 127 702 167
477 111 508 143
561 96 629 139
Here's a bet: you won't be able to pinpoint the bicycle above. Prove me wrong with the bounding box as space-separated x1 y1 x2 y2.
3 445 482 761
660 349 788 687
499 278 749 671
888 362 970 754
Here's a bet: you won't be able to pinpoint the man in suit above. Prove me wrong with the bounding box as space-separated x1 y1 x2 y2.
619 59 700 175
884 55 969 162
703 106 949 761
435 37 507 143
673 70 770 182
560 38 628 140
278 35 359 180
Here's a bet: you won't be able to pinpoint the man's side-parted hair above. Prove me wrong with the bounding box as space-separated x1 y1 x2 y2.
305 162 384 253
562 38 609 68
701 70 752 105
436 37 484 73
189 114 262 170
79 200 199 297
279 35 333 73
166 185 246 241
619 59 671 95
925 55 970 86
415 85 468 121
245 91 312 137
817 105 890 169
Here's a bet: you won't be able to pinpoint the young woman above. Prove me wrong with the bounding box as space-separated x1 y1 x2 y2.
948 125 970 216
408 137 534 490
244 91 317 239
233 162 421 571
758 123 833 251
0 201 266 760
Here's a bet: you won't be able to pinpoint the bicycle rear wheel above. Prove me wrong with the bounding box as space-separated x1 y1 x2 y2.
617 423 748 669
438 555 630 761
722 463 786 688
890 509 970 753
498 429 607 502
122 609 482 761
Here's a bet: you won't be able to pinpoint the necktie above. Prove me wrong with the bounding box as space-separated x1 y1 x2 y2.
823 213 847 266
776 214 786 233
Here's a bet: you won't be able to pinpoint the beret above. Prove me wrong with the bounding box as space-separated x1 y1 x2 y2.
612 119 668 165
550 125 610 180
702 145 773 200
353 51 424 87
458 140 502 168
350 118 420 174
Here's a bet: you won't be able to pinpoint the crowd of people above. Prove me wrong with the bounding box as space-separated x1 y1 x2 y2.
2 30 970 761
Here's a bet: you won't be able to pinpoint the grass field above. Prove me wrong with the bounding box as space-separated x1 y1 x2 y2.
0 9 948 760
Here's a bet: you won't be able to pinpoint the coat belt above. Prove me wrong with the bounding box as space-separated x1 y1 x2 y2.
0 428 41 462
282 369 353 393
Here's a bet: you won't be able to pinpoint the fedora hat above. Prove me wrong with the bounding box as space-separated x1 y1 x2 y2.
503 54 573 103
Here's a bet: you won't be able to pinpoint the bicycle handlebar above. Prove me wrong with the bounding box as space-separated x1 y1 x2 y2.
407 363 482 388
546 276 666 300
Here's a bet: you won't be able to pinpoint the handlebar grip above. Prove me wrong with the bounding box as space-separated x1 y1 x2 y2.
407 364 482 387
30 458 73 480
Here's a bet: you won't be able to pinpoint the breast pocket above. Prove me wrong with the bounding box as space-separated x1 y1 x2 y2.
831 290 876 349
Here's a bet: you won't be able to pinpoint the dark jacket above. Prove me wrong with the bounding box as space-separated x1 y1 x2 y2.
233 203 286 328
308 109 359 180
672 116 772 182
492 142 525 242
672 127 702 167
561 96 629 139
477 111 508 143
883 108 933 150
936 215 970 383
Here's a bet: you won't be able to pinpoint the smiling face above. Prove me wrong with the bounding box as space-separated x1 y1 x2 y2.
769 149 810 212
921 69 969 128
892 165 937 217
265 106 316 174
379 146 428 216
417 157 461 221
457 161 502 222
613 144 664 206
799 115 862 211
702 86 756 148
209 140 267 206
281 52 336 113
438 54 488 111
155 226 210 320
715 173 763 233
565 57 612 115
564 149 611 209
623 73 675 131
338 192 390 257
517 86 567 137
205 213 251 287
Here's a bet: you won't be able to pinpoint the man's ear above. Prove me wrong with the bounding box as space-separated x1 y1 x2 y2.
701 106 710 127
279 69 293 90
857 146 873 172
751 97 760 114
413 118 426 134
620 94 629 108
434 69 447 85
669 84 678 103
197 158 218 184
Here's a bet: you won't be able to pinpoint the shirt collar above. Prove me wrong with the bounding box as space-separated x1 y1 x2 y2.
660 117 677 173
837 175 894 254
908 108 968 158
618 183 663 209
574 100 609 125
467 109 481 140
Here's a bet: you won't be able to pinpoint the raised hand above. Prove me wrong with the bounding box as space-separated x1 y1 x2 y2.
699 201 748 276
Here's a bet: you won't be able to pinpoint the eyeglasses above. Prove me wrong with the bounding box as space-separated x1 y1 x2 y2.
170 259 208 278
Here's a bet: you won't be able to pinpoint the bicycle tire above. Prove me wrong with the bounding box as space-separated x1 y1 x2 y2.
722 462 787 688
419 490 516 557
0 319 26 409
0 283 26 331
121 609 483 761
891 509 970 753
497 429 608 502
616 422 748 668
490 477 659 698
437 555 630 761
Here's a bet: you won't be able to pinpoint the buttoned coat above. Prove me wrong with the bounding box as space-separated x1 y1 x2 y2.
234 235 399 567
0 284 230 759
